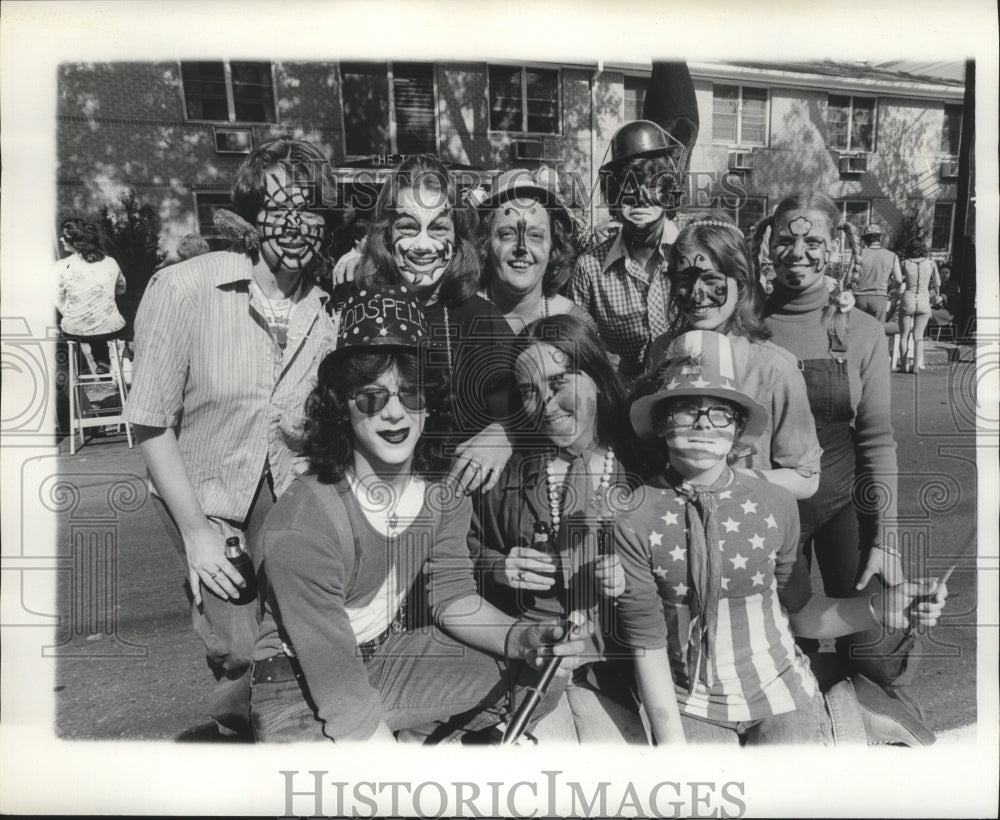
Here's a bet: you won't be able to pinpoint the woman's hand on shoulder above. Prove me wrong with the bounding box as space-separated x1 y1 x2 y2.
449 423 513 495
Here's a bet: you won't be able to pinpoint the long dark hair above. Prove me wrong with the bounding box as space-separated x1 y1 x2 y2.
355 154 481 309
301 349 453 483
60 218 105 263
477 203 579 298
517 314 647 476
665 210 770 342
230 135 330 223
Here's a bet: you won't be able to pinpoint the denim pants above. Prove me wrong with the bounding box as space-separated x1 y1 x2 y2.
680 692 834 745
251 626 532 743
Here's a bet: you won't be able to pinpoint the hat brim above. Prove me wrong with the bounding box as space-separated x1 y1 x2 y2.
323 337 423 366
599 144 684 175
479 184 574 231
630 385 770 452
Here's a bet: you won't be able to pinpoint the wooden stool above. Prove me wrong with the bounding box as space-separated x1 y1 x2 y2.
66 338 133 454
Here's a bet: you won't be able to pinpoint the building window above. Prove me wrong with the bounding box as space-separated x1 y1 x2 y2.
341 62 436 157
193 192 233 248
827 95 876 152
181 61 276 123
931 202 954 252
488 65 559 134
941 104 963 155
834 199 870 230
624 76 648 122
712 85 768 146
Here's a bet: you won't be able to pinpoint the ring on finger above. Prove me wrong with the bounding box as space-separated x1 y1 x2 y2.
470 464 481 474
517 569 526 581
209 570 218 578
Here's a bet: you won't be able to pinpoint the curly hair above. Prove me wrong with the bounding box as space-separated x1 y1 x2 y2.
477 204 579 298
664 210 770 342
60 218 105 263
355 154 481 309
300 349 454 484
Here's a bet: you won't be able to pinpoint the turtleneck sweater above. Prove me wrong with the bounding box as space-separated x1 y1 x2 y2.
763 278 898 545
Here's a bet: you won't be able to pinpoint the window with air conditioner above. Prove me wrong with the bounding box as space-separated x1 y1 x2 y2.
838 154 869 175
181 61 276 123
940 103 963 156
728 151 755 171
712 85 768 147
827 95 876 152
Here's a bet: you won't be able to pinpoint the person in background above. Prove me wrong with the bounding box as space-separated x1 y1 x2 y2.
477 168 596 335
898 240 941 373
54 218 127 375
124 136 339 736
853 224 902 322
177 233 211 261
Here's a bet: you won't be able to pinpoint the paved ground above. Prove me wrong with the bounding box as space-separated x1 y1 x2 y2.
47 350 981 743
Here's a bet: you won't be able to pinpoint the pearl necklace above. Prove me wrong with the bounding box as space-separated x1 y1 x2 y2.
545 445 615 535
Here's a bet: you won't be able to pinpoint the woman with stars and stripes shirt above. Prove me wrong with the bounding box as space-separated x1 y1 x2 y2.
616 330 948 744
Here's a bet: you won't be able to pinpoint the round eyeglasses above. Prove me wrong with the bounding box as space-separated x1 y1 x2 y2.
350 387 425 415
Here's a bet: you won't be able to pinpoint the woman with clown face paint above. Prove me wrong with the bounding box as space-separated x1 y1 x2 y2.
354 155 517 498
645 212 822 502
754 191 919 710
124 136 338 735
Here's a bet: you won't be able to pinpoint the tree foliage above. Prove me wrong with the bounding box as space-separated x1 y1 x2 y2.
99 188 167 334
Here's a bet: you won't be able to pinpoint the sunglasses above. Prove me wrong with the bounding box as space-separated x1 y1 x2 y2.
664 403 738 428
350 386 425 415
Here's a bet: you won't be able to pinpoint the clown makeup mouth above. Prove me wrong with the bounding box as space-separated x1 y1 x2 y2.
393 236 455 285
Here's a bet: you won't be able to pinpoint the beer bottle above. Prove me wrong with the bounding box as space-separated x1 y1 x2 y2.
225 536 257 605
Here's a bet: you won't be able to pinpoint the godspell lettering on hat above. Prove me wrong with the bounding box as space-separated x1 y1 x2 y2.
340 291 424 338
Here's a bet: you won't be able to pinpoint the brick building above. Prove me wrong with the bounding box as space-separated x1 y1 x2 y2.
57 59 965 259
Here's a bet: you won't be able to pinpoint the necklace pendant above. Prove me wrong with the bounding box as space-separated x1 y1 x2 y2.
274 327 288 349
388 512 399 530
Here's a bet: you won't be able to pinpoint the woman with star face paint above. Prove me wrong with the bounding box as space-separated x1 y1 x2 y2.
475 168 597 335
754 192 919 709
355 154 517 498
124 136 338 735
645 212 821 502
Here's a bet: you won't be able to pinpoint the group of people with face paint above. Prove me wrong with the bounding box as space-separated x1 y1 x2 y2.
124 98 950 745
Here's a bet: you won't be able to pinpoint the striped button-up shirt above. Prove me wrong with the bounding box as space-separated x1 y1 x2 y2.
124 251 338 522
569 221 678 381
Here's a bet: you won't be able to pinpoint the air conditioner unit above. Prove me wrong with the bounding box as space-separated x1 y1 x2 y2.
513 139 548 162
728 151 755 171
939 158 960 179
214 126 253 155
838 153 868 175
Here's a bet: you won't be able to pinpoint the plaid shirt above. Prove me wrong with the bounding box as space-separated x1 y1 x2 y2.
569 220 678 382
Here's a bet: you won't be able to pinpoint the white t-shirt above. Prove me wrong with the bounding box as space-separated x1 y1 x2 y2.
54 253 126 336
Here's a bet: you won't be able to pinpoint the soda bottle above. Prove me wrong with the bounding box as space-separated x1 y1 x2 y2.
225 536 257 605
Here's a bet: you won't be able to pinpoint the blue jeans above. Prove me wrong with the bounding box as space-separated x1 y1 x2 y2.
680 693 834 745
251 626 524 743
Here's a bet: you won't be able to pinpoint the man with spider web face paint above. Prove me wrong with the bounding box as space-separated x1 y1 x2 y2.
124 136 338 737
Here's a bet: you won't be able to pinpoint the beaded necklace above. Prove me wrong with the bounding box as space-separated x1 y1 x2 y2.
545 445 615 535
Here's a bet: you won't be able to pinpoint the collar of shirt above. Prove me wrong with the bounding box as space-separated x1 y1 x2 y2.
600 219 679 275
